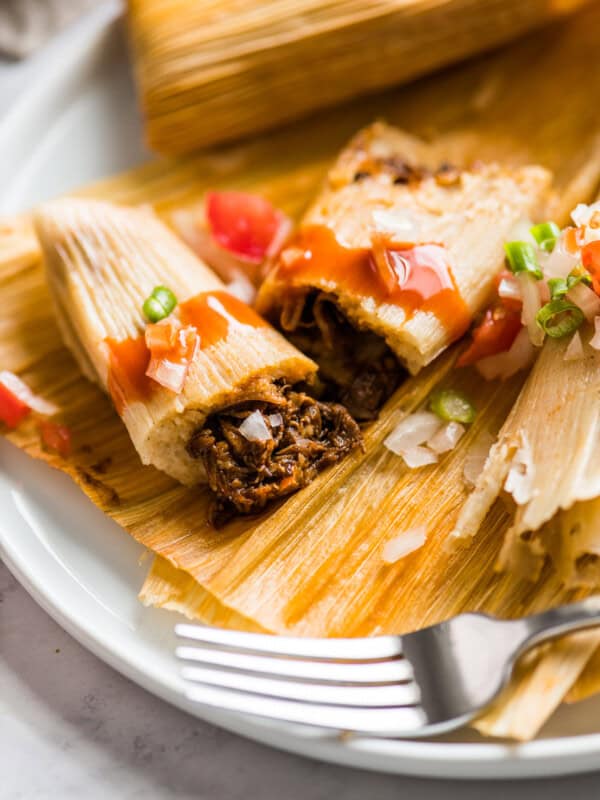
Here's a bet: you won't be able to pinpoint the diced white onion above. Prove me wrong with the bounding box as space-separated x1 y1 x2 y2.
517 274 544 346
384 411 442 454
463 430 495 487
268 413 283 428
476 327 535 381
504 434 535 505
398 445 438 468
0 371 57 415
564 330 584 361
543 239 580 279
371 208 420 243
381 526 427 564
566 282 600 321
145 359 188 393
497 275 521 304
427 421 465 454
239 410 272 442
225 276 257 305
590 317 600 350
571 201 600 228
507 218 536 246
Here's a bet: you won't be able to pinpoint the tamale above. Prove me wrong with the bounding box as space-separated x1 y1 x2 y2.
256 122 551 421
5 2 600 740
34 199 361 520
126 0 591 156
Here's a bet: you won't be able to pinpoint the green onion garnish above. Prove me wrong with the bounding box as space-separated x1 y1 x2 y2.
429 389 476 424
504 241 543 279
535 298 584 338
530 221 561 252
142 286 177 323
548 272 592 300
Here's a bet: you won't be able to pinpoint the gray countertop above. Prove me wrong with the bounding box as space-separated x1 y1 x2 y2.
1 5 600 798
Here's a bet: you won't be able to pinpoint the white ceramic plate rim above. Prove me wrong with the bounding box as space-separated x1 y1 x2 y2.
2 6 600 778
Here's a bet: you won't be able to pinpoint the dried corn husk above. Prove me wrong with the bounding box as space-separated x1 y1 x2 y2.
126 0 591 156
257 122 551 374
34 199 316 486
5 4 600 740
452 308 600 581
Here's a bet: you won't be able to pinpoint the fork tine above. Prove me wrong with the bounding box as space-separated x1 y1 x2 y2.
183 684 427 736
176 646 413 683
181 665 420 707
175 624 403 661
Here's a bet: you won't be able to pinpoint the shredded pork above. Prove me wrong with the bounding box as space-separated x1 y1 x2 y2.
187 379 362 526
280 291 405 420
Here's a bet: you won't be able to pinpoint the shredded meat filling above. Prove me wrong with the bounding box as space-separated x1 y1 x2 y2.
187 380 362 527
280 291 405 421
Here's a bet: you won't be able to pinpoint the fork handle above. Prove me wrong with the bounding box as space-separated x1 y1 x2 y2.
516 595 600 653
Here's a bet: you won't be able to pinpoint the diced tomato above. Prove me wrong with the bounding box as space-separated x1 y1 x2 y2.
582 241 600 296
0 381 31 428
563 226 580 254
145 321 199 393
39 419 71 457
205 191 284 263
457 306 522 367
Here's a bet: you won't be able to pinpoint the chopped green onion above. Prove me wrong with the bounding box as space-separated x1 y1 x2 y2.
504 241 543 279
535 298 584 338
548 272 592 300
429 389 476 424
530 221 561 252
142 285 177 322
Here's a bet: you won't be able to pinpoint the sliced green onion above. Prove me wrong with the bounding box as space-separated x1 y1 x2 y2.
142 285 177 322
547 277 569 299
535 298 584 338
429 389 476 424
504 241 543 279
548 273 592 300
530 221 561 252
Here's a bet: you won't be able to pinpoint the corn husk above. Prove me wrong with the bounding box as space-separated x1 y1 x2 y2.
5 3 600 740
34 198 316 486
452 335 600 579
257 121 551 374
126 0 591 156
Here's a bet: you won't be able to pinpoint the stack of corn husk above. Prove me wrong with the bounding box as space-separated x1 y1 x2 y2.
126 0 591 155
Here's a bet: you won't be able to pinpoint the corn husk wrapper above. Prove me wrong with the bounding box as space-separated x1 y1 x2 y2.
6 4 600 739
126 0 591 156
453 336 600 577
34 199 316 486
257 122 551 374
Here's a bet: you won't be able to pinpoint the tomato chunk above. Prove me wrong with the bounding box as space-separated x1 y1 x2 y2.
39 420 72 457
457 306 522 367
0 381 31 428
582 241 600 296
205 191 283 263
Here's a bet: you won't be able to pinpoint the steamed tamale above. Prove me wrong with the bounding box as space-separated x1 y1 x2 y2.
256 122 551 418
126 0 591 156
34 199 361 521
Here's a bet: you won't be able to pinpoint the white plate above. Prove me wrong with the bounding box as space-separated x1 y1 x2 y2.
2 6 600 779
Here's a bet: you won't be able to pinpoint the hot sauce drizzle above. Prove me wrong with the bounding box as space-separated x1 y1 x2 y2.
277 225 470 339
106 290 267 414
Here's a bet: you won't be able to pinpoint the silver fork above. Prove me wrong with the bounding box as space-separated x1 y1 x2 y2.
175 597 600 738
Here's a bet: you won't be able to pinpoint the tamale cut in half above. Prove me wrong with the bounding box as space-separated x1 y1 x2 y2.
33 199 361 524
256 123 552 420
